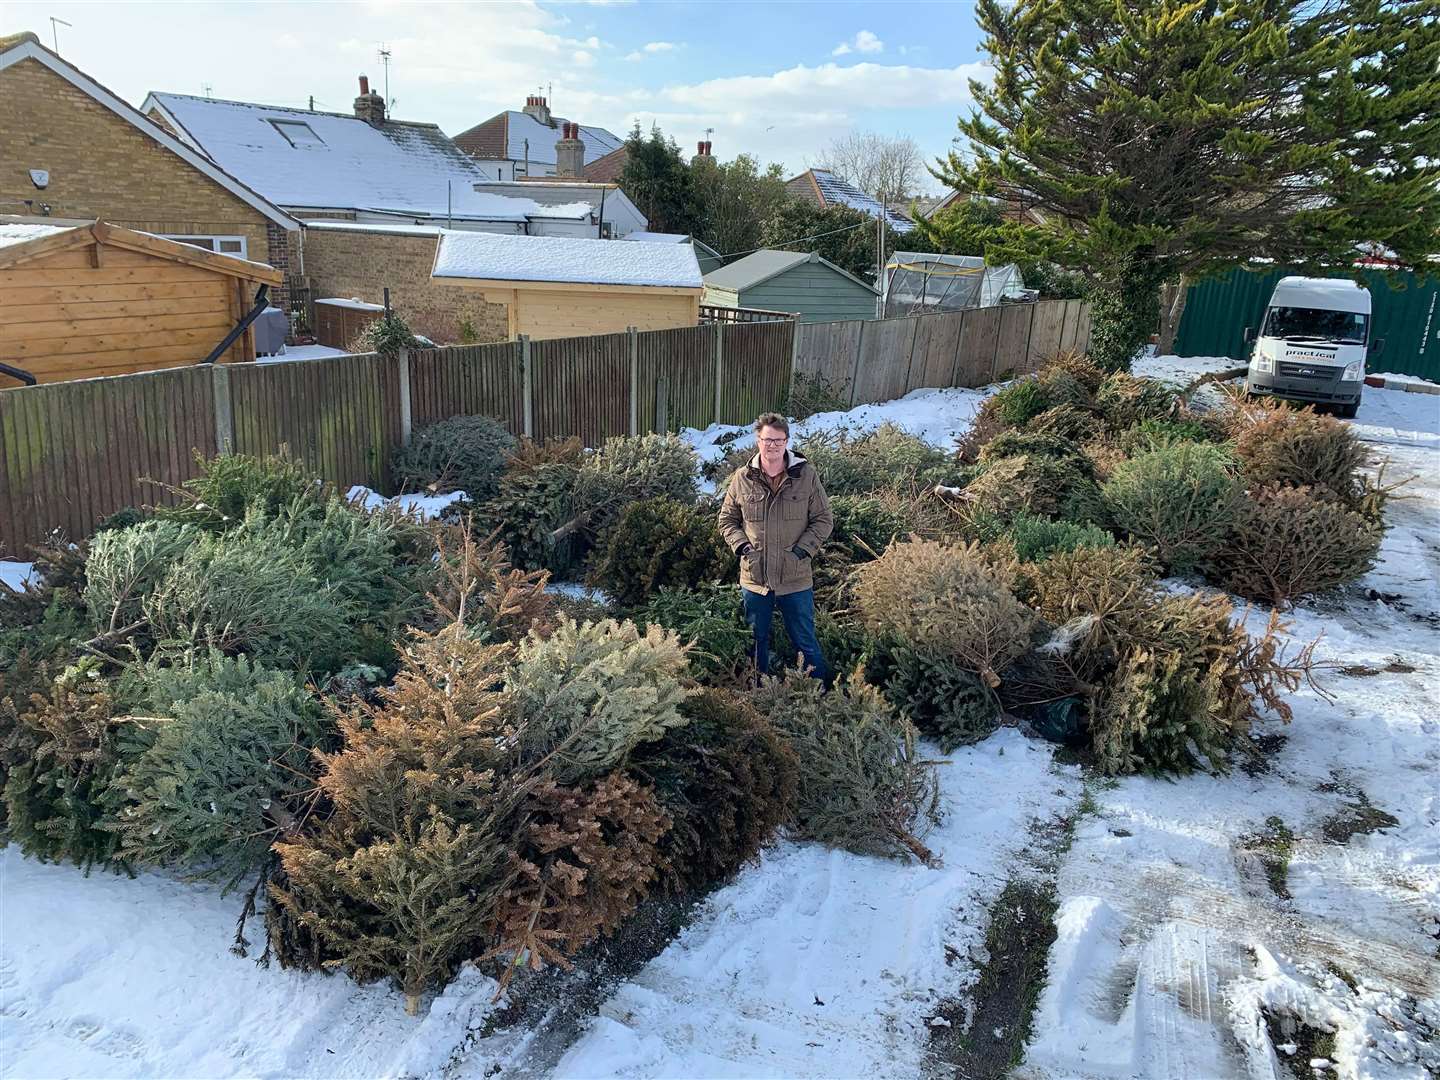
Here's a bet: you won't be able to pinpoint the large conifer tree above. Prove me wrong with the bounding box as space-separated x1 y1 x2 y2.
937 0 1440 369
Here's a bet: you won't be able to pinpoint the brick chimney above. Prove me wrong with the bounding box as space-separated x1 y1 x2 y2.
354 74 386 127
555 121 586 178
522 94 553 126
691 139 714 165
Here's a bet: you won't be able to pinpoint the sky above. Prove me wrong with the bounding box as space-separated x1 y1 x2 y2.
8 0 989 188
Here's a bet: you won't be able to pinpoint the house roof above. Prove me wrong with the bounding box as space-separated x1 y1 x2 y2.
786 169 915 234
432 230 702 289
142 92 587 222
454 109 622 168
0 36 297 229
703 249 878 294
0 220 282 283
583 145 629 183
469 180 635 224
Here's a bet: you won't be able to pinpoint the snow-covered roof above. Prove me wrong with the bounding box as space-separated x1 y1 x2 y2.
791 169 916 234
626 231 688 244
142 93 587 222
0 222 69 249
503 110 622 167
703 248 878 294
432 230 702 289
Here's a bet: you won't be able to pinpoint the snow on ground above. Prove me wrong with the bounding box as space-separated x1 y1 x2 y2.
256 344 352 364
1022 366 1440 1080
345 485 467 520
3 356 1436 1080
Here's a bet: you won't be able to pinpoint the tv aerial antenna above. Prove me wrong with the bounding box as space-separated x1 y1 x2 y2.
49 16 72 54
378 43 394 112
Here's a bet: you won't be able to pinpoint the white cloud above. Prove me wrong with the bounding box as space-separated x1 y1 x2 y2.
643 41 676 53
833 30 883 57
625 51 643 62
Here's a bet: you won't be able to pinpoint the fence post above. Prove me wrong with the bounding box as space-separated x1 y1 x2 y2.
627 325 639 436
211 364 234 455
520 335 534 438
948 310 968 388
712 323 725 426
396 346 413 446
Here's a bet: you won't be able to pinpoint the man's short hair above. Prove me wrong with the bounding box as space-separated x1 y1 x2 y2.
753 412 790 436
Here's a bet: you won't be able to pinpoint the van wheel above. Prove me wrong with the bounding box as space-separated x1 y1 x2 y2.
1337 402 1359 419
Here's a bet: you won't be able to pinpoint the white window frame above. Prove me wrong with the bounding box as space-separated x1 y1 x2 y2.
161 234 249 258
269 119 325 148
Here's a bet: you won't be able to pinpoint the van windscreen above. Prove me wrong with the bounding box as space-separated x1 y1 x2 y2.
1262 306 1369 344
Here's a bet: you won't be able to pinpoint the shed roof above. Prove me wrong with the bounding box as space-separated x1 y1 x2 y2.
142 93 589 222
0 220 282 283
703 249 878 294
432 230 701 289
625 231 723 261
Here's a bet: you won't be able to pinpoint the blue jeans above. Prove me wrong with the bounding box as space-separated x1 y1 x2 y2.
742 587 829 683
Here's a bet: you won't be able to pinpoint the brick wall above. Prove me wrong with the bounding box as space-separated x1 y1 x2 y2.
0 57 288 273
302 226 509 345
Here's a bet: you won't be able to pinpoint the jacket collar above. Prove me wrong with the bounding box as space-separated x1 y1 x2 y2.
747 449 807 477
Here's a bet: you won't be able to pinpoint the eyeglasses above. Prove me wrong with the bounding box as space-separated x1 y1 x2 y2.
758 437 788 446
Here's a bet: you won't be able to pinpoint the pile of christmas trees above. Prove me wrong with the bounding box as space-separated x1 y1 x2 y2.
0 351 1375 1009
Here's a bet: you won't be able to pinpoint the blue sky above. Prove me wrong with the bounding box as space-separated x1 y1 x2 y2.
9 0 988 188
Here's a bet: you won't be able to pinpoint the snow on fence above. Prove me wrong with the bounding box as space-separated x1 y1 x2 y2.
0 299 1086 554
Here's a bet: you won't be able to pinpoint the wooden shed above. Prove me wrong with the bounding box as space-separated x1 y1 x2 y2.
0 220 283 386
430 229 702 340
702 249 879 323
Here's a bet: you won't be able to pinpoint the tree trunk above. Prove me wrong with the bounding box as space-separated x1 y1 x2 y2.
1157 277 1190 356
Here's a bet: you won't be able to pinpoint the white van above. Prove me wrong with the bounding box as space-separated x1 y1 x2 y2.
1244 276 1381 418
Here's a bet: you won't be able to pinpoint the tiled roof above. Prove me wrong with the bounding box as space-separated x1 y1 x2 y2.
455 110 622 168
787 169 915 233
583 145 628 183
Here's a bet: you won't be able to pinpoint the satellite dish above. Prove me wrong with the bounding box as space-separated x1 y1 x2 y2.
29 169 49 189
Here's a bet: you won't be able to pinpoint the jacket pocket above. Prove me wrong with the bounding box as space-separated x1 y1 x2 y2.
782 493 806 520
742 495 766 521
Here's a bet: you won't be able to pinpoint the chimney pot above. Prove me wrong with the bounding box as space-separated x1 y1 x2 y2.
359 75 369 95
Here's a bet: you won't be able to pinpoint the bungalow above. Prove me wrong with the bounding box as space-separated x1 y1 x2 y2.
786 168 915 234
454 96 623 180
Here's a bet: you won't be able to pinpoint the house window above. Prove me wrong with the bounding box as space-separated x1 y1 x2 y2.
162 235 249 258
269 120 325 148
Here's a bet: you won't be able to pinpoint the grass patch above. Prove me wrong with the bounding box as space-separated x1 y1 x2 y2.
1241 816 1296 899
1262 1006 1339 1079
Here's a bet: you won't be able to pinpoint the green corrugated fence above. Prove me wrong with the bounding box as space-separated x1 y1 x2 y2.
1173 266 1440 382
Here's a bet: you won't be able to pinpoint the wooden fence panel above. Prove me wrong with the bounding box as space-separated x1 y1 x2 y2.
995 304 1035 378
229 352 400 494
1026 301 1066 371
530 333 630 445
637 324 715 433
718 321 794 426
907 311 965 393
0 366 214 553
1075 303 1093 354
1058 299 1080 353
409 343 521 433
954 307 1002 386
792 320 863 402
851 317 918 406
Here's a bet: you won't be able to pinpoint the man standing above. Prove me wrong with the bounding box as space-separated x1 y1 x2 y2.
718 413 833 682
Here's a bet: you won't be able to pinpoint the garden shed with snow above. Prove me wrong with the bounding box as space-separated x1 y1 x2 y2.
429 230 703 340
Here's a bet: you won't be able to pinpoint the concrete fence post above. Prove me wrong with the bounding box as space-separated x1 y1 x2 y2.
211 363 234 455
396 346 413 446
627 326 639 435
520 335 534 438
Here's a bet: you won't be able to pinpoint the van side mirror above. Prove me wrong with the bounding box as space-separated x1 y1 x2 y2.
1242 326 1255 345
1370 337 1385 357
